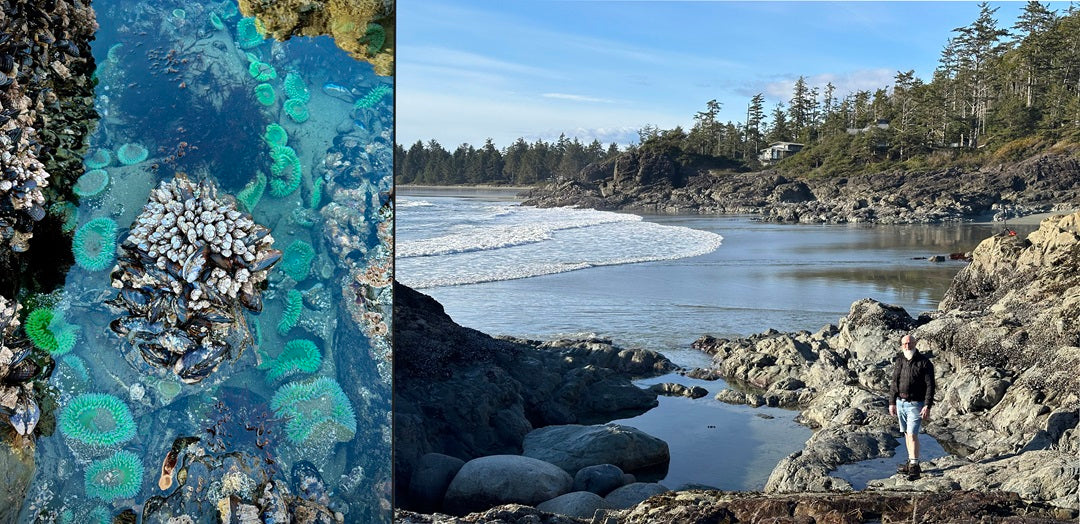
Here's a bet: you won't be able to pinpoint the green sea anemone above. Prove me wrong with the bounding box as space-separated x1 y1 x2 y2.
217 0 239 19
116 143 148 165
263 123 288 147
106 43 123 63
361 22 386 55
237 172 267 212
24 307 78 355
172 8 186 19
248 60 276 82
52 201 79 233
354 84 392 110
283 72 310 103
268 145 302 198
85 450 144 500
263 339 321 382
283 99 309 123
59 393 136 448
61 354 91 384
84 148 112 169
244 51 259 63
73 169 109 198
281 240 315 281
209 12 225 30
73 217 118 271
271 377 356 445
237 17 265 49
276 289 303 335
308 176 324 209
87 507 112 524
254 83 276 106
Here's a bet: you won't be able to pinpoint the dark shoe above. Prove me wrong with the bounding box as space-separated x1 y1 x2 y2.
906 463 921 481
897 463 910 474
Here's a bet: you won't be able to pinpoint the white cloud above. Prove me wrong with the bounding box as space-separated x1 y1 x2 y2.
761 68 895 102
541 93 616 104
396 87 681 148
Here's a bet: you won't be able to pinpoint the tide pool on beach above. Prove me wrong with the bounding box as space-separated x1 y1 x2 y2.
398 188 1034 491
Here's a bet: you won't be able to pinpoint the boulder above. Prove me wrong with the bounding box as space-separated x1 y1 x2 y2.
407 453 465 512
604 482 669 509
523 424 669 476
648 382 709 399
536 491 610 519
573 464 626 496
443 455 572 515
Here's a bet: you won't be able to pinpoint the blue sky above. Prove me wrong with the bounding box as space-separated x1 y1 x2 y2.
396 1 1041 149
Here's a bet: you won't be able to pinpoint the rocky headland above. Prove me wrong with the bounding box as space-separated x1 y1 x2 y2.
394 210 1080 522
522 149 1080 224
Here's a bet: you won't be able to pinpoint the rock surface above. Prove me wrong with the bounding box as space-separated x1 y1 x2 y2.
523 151 1080 224
536 491 609 519
603 482 669 510
572 464 626 496
394 283 672 509
443 455 573 515
694 212 1080 504
522 424 670 476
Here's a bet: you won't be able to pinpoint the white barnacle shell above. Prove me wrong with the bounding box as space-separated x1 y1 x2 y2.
186 228 198 245
216 278 232 296
201 224 215 242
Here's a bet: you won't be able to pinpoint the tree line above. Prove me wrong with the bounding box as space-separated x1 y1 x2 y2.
397 2 1080 185
395 136 621 185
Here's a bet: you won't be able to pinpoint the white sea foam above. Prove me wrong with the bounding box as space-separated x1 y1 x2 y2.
398 206 641 258
397 198 435 208
397 217 724 289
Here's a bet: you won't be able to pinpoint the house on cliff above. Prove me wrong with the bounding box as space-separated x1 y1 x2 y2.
759 142 804 165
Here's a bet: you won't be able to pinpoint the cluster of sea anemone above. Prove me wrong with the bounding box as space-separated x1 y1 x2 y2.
271 376 355 445
108 174 281 383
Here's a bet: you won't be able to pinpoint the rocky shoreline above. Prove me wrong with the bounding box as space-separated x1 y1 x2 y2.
394 211 1080 522
521 149 1080 225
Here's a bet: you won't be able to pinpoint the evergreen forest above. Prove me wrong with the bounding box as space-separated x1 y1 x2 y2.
396 2 1080 185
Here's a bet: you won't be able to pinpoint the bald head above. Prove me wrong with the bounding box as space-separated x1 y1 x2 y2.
901 335 916 348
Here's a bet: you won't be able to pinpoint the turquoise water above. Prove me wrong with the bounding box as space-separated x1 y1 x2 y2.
398 189 1029 491
12 1 392 521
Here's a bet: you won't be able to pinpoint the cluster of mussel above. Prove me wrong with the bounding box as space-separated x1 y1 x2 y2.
108 174 281 384
1 0 96 251
0 295 51 436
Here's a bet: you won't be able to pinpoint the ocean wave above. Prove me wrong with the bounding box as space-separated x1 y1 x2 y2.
397 198 435 208
398 222 724 288
398 207 641 258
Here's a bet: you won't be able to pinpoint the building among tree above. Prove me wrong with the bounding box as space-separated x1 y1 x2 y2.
758 142 804 165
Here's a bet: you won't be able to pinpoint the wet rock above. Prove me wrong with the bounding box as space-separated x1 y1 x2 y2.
443 455 573 515
408 453 465 513
603 482 669 510
647 382 708 399
572 464 626 496
536 491 609 519
522 424 669 477
394 284 668 508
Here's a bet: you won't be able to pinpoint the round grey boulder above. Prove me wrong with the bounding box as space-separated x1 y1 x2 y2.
523 424 669 476
536 491 610 519
573 464 626 495
408 453 465 512
443 455 573 515
604 482 669 509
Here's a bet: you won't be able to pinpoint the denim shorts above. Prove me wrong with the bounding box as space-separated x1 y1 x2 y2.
897 399 923 434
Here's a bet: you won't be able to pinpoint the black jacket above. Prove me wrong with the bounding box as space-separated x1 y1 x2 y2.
889 351 935 407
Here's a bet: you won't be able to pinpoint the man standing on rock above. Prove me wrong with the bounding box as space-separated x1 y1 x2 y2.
889 334 935 481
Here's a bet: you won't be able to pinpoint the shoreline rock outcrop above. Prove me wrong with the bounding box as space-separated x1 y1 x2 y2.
393 282 674 512
523 151 1080 225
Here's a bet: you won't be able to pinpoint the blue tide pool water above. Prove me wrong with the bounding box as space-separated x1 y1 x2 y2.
10 1 393 521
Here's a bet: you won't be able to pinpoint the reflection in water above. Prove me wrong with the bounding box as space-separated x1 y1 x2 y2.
831 436 948 490
7 0 393 521
610 374 812 491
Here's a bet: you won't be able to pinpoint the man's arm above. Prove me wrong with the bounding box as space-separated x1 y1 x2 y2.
889 357 901 406
924 360 935 408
